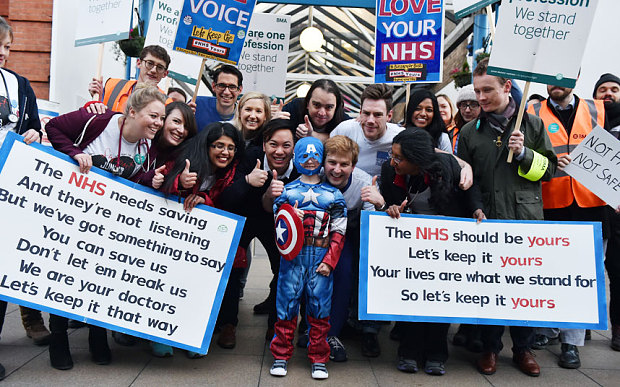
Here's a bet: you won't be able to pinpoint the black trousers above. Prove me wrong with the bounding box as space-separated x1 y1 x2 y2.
239 215 281 329
217 268 243 327
0 301 6 337
606 208 620 326
398 322 450 362
480 325 535 354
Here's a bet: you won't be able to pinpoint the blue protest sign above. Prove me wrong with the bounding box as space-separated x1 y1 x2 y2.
374 0 445 84
172 0 257 65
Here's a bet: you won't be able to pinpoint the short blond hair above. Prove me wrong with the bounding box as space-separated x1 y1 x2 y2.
324 135 359 165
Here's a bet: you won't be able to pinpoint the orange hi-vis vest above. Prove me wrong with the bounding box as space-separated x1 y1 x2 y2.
527 98 606 209
102 79 137 113
101 79 172 112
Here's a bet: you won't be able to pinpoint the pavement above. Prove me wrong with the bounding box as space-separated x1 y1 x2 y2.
1 245 619 386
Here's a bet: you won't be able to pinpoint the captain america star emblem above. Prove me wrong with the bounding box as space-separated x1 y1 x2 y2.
275 203 303 261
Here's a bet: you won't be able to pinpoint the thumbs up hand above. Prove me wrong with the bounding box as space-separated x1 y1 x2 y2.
296 114 314 138
152 165 167 189
361 175 386 209
246 159 268 187
267 169 284 199
180 159 197 189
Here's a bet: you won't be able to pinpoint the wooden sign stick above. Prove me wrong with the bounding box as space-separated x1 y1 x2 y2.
507 81 530 163
93 42 105 101
193 58 207 102
486 5 496 43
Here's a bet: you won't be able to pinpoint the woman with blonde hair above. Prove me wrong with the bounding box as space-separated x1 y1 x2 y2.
234 91 271 146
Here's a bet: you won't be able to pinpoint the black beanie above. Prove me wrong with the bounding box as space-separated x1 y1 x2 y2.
593 73 620 98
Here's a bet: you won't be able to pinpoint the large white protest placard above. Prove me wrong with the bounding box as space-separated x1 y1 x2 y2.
564 125 620 209
145 0 204 84
74 0 133 46
238 13 290 99
453 0 499 19
360 212 606 329
488 0 599 88
0 132 245 353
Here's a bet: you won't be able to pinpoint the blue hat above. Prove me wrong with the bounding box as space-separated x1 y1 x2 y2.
293 137 323 175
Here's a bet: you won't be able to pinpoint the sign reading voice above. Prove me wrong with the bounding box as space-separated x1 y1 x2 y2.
173 0 258 65
360 212 606 329
374 0 445 84
488 0 599 88
74 0 132 46
145 0 204 84
238 13 290 99
453 0 500 19
564 125 620 209
0 132 245 354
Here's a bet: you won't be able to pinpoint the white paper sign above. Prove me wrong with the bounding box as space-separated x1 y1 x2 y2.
564 125 620 209
144 0 204 84
0 133 245 353
74 0 133 46
360 212 606 329
453 0 499 19
238 13 290 99
488 0 599 88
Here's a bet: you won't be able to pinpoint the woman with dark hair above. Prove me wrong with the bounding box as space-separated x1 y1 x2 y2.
405 90 451 152
134 101 198 191
158 122 246 353
160 121 244 208
281 78 348 141
380 129 470 376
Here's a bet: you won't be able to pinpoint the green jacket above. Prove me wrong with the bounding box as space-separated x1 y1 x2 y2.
457 112 557 220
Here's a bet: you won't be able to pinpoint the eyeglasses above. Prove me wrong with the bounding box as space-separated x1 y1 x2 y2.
388 150 402 165
210 143 237 153
458 101 480 110
142 59 167 74
214 83 240 92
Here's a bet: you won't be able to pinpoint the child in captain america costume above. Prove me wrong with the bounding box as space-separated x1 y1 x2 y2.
269 137 347 380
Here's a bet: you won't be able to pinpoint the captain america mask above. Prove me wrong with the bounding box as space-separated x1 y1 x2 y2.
293 137 323 175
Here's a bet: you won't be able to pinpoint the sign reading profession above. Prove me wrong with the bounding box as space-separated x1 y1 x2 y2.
145 0 204 84
238 13 291 99
374 0 445 84
360 212 607 329
74 0 133 46
564 125 620 209
488 0 599 88
0 133 245 354
453 0 500 19
172 0 258 65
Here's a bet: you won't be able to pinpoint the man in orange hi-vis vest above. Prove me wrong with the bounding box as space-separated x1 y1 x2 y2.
88 45 171 113
527 82 608 370
593 73 620 353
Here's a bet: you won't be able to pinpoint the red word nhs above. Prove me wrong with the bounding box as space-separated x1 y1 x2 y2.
416 227 448 241
68 172 106 196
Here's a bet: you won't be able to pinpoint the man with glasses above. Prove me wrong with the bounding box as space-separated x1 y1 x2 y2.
194 64 243 132
87 45 171 113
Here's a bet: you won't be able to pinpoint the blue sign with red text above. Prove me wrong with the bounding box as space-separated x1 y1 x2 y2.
374 0 444 84
173 0 257 65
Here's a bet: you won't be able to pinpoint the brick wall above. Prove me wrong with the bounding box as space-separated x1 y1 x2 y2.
2 0 53 99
